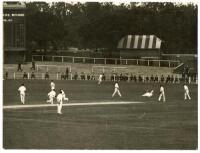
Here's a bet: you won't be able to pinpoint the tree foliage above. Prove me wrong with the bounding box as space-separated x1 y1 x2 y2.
25 2 197 54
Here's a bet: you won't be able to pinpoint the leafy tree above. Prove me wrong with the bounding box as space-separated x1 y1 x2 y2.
25 2 197 55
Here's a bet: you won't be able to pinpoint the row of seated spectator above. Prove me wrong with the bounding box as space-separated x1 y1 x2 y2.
73 72 96 80
22 72 36 79
110 73 197 84
4 71 197 84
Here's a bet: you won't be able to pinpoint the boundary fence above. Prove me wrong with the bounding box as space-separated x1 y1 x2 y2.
32 55 180 68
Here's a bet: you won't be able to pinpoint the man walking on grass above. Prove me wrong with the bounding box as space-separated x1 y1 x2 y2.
158 85 165 102
184 84 191 100
57 91 63 114
112 82 122 98
18 83 26 104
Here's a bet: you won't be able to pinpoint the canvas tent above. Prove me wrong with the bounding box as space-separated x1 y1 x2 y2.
117 35 163 58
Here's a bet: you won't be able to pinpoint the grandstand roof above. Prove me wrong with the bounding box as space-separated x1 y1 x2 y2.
117 35 162 50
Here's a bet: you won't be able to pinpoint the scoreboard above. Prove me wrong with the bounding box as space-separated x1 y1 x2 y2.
3 2 26 51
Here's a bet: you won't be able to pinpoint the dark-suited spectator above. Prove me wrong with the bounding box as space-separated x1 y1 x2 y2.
130 74 133 81
45 72 49 80
87 74 90 80
102 73 106 81
23 72 28 79
17 62 23 72
166 75 170 83
174 75 179 83
185 65 189 76
185 76 189 83
66 68 69 80
154 75 159 83
170 75 174 83
150 75 154 83
133 75 137 82
161 75 165 83
125 73 128 81
81 72 85 80
138 75 143 82
61 72 65 80
31 60 36 70
115 73 119 81
91 73 95 80
145 76 149 83
182 72 185 80
4 71 8 79
111 73 114 81
74 72 78 80
119 73 123 81
31 72 36 79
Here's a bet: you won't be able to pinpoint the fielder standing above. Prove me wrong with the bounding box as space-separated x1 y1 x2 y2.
46 89 56 104
184 84 191 100
18 83 26 104
158 85 166 102
112 82 122 98
50 80 55 90
98 74 103 85
57 91 63 114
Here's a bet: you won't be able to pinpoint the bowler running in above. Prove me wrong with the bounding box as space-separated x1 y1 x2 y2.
112 82 122 98
46 89 56 104
18 83 26 104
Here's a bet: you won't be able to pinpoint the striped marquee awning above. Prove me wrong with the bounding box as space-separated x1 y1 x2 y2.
117 35 162 49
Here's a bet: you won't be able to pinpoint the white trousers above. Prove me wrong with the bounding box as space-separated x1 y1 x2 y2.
98 79 102 84
57 101 63 114
112 88 122 97
158 92 165 102
184 91 191 100
47 96 54 104
20 93 25 104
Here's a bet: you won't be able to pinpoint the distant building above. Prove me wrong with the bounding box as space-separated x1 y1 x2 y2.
3 2 26 64
117 35 163 59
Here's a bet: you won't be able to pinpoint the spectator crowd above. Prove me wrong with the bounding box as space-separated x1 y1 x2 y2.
4 65 197 84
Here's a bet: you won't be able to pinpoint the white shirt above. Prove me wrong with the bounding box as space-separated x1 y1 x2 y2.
61 90 65 94
61 90 66 97
48 90 56 98
142 90 153 97
99 74 103 80
184 85 189 92
18 86 26 94
115 83 119 89
50 82 55 89
160 86 164 93
57 93 63 102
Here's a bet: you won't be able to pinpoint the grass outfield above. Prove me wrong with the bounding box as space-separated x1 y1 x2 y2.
3 80 198 149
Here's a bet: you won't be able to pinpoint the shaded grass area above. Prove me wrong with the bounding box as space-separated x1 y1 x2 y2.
3 80 198 149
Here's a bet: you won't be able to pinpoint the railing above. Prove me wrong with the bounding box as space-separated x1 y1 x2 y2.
32 55 180 68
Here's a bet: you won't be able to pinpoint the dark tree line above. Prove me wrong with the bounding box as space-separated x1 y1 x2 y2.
26 2 197 54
